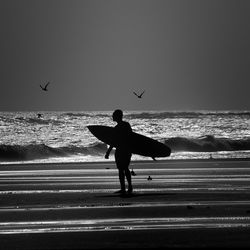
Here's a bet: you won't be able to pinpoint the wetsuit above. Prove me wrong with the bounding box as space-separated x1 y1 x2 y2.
114 121 132 170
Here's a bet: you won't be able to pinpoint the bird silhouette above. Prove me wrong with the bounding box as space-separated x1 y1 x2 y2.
147 175 152 181
40 82 50 91
133 90 145 98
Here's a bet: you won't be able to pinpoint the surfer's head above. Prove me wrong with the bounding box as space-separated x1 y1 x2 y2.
112 109 123 122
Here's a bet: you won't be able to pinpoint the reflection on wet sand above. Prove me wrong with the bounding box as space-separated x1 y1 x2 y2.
1 159 250 248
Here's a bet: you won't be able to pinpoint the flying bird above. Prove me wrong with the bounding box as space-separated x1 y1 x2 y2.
133 90 145 99
40 82 50 91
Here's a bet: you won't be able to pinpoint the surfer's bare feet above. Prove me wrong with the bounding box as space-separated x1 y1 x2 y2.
114 189 126 194
127 186 133 194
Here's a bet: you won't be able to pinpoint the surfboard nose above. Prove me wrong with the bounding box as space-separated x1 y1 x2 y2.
87 125 94 132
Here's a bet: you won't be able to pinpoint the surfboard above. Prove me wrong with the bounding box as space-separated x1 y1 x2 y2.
87 125 171 158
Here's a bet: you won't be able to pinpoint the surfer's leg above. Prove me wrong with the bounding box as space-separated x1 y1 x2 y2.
115 151 125 193
125 153 133 193
118 169 126 192
125 168 133 193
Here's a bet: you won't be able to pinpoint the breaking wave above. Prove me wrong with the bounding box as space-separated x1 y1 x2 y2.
164 135 250 152
0 143 108 161
0 136 249 162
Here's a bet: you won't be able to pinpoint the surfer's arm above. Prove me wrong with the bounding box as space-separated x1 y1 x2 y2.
105 145 113 159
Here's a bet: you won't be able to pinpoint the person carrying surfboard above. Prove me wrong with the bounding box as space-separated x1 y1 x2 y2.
105 109 133 195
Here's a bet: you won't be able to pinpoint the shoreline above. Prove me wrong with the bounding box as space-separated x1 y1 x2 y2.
0 156 249 168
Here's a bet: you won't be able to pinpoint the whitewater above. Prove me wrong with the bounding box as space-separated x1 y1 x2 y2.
0 111 249 164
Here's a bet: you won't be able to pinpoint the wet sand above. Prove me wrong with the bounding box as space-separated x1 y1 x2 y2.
1 159 250 249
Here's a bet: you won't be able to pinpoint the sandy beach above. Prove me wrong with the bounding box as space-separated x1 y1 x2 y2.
1 158 250 249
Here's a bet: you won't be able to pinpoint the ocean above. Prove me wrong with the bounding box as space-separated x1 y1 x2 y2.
0 111 249 164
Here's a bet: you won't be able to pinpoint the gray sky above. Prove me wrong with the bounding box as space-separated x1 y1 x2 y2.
1 0 250 111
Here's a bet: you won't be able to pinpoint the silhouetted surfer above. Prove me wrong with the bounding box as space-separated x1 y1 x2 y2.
105 109 133 195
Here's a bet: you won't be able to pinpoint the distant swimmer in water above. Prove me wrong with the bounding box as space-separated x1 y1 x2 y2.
37 113 42 118
133 90 145 99
105 109 133 196
40 82 50 91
